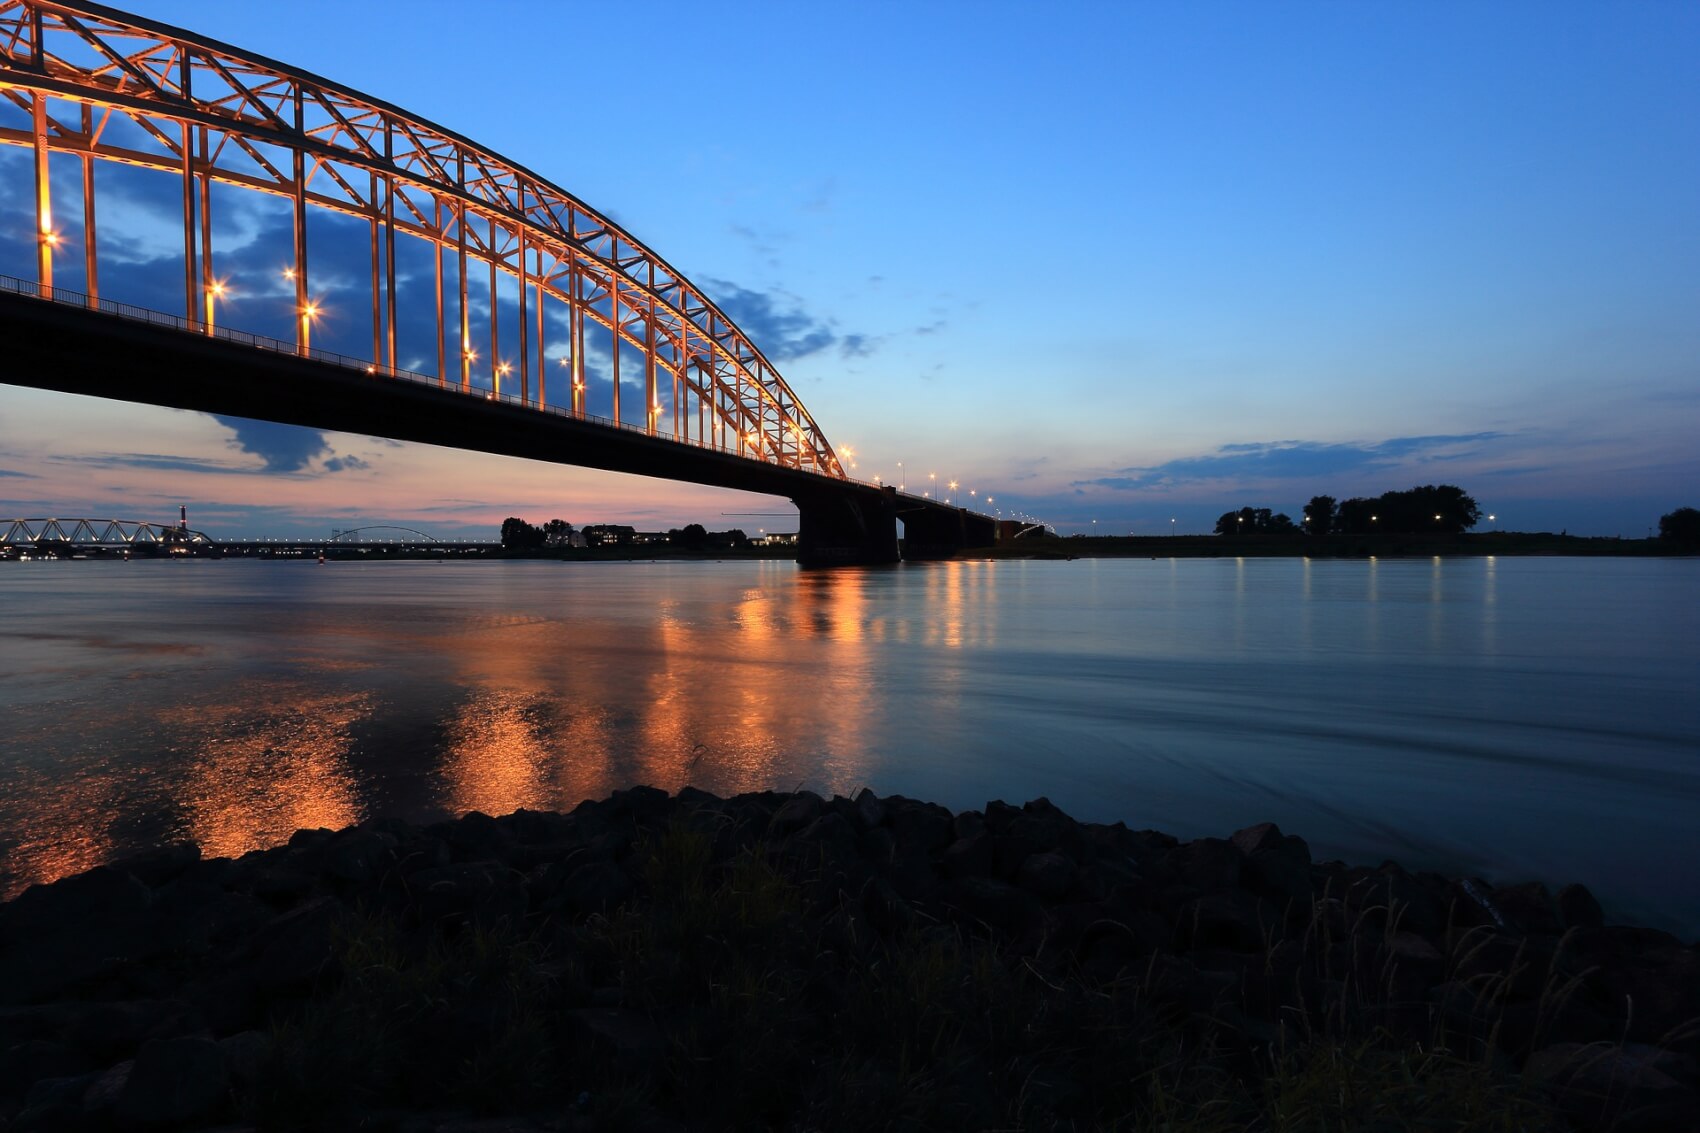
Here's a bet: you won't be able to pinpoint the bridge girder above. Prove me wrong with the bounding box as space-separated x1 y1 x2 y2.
1 516 213 546
0 0 845 477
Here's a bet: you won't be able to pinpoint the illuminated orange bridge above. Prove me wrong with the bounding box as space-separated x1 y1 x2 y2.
0 0 991 564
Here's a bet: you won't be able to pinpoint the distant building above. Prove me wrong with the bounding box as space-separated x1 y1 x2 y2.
582 524 636 547
752 531 798 547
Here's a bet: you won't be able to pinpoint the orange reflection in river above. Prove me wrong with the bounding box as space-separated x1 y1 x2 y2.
429 563 885 812
435 616 613 816
176 686 368 858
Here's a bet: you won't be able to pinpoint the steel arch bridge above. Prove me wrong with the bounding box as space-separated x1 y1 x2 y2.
0 0 997 564
0 0 840 473
327 526 437 543
1 516 214 547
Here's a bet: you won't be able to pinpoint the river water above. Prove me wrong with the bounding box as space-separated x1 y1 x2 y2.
2 556 1696 935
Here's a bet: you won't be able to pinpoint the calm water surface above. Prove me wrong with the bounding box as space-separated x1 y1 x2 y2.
2 556 1696 934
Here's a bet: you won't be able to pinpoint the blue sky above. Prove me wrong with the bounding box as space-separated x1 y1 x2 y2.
1 0 1696 537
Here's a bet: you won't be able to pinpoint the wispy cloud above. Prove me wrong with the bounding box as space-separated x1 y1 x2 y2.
0 468 35 479
1077 433 1509 490
700 278 871 363
48 452 250 474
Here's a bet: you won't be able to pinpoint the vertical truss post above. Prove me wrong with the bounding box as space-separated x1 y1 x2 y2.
610 282 621 424
534 250 546 409
457 204 470 391
433 197 445 386
80 104 96 301
645 294 657 436
570 258 584 417
180 120 197 324
368 170 381 366
383 130 397 373
487 217 499 395
31 91 52 297
517 188 529 403
291 88 308 354
198 126 213 330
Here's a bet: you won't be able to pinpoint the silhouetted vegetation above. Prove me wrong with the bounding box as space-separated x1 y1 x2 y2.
1659 506 1700 544
1213 506 1297 535
667 522 709 550
1334 484 1481 534
1304 494 1337 535
499 516 547 550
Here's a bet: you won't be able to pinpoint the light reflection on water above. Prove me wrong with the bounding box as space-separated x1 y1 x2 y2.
0 556 1696 935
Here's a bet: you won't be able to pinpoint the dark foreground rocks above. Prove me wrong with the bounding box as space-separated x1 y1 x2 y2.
1 788 1695 1131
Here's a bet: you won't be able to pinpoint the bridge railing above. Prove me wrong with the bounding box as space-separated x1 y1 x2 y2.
0 274 834 474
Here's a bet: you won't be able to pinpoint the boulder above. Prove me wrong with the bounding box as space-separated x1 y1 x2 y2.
941 828 995 879
1015 852 1075 902
114 1036 227 1129
1229 823 1311 908
767 792 826 839
1556 882 1605 930
1167 838 1243 893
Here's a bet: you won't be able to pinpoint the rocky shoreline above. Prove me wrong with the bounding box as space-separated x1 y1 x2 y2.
2 787 1696 1131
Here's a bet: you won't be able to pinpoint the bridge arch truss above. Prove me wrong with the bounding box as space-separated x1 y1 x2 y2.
0 0 845 476
2 516 214 547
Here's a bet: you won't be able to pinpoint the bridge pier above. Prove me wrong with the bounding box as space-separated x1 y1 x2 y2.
897 501 999 560
793 487 900 568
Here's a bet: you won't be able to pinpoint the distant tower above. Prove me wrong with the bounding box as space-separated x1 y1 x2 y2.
180 504 188 532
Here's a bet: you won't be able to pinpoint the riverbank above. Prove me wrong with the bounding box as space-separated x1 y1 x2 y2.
2 788 1694 1131
981 532 1693 560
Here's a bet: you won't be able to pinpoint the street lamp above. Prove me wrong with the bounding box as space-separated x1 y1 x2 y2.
1171 517 1176 536
300 301 319 351
897 461 904 490
1489 514 1497 531
948 480 958 505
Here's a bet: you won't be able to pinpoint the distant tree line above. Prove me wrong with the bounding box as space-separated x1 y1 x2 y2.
1216 485 1482 537
1661 507 1699 543
499 517 750 551
500 517 575 550
1213 507 1298 535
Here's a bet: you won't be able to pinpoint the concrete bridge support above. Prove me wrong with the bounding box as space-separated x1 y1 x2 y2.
793 486 900 568
898 501 999 560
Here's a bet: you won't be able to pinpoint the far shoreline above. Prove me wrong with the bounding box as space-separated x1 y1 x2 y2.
977 531 1694 560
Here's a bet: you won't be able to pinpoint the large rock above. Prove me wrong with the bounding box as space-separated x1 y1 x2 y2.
941 828 995 879
768 791 826 839
938 877 1046 936
1527 1041 1698 1133
1015 852 1075 902
1167 838 1243 893
321 829 398 886
1229 823 1311 907
0 868 156 1004
114 1036 227 1129
410 862 528 931
108 844 201 889
1176 891 1272 953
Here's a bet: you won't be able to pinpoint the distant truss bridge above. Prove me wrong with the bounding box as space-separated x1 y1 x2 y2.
1 517 215 549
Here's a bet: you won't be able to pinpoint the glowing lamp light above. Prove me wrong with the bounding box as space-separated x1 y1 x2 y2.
283 267 296 281
41 229 59 246
497 362 512 376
